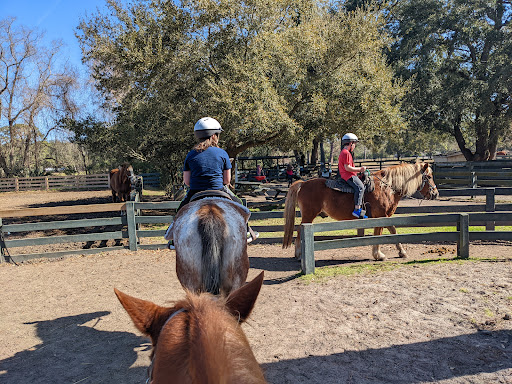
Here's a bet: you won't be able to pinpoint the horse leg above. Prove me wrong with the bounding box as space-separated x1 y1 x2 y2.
294 230 301 260
372 227 386 261
386 225 407 258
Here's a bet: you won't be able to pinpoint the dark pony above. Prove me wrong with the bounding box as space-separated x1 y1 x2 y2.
109 163 136 203
115 272 266 384
283 162 439 260
173 197 250 296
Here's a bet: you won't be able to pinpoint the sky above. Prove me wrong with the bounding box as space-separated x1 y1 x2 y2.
1 0 115 76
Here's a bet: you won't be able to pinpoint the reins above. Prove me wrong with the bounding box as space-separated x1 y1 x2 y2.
146 307 187 384
370 171 396 194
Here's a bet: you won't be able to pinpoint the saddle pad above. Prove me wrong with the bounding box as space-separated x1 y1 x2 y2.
325 178 354 193
190 189 232 202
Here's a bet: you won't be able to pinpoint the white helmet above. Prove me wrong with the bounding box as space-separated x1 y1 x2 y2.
342 133 358 145
194 117 223 140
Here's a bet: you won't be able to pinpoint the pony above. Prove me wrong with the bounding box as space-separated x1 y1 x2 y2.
109 163 137 203
283 162 439 261
172 196 250 296
114 271 266 384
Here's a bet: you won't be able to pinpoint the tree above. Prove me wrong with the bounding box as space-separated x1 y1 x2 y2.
77 0 405 179
387 0 512 160
0 17 79 176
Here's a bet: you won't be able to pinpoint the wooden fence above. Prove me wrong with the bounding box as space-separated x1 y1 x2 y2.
299 212 512 275
0 174 109 192
1 187 511 263
0 172 161 192
432 160 512 188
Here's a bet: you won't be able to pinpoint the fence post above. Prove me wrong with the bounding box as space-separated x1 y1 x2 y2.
15 177 19 192
45 176 49 191
485 188 495 231
457 213 469 259
300 223 315 275
126 202 138 251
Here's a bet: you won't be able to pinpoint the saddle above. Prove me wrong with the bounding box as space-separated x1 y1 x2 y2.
190 189 233 202
325 172 375 193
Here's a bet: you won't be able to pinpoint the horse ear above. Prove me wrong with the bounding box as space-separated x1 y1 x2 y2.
225 271 264 322
114 288 168 336
422 163 429 172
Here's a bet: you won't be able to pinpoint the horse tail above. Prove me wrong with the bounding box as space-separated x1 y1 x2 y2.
197 205 225 295
283 180 304 248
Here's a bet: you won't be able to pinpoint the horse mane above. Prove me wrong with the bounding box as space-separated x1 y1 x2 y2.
378 162 424 197
159 292 264 383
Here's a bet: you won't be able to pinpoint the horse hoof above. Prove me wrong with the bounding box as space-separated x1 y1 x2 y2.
399 252 408 258
373 254 386 261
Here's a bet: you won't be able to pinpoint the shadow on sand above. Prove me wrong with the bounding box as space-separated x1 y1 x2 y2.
0 311 149 384
261 329 512 383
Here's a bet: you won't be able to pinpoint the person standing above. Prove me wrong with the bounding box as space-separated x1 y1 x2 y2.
338 133 367 219
165 117 259 248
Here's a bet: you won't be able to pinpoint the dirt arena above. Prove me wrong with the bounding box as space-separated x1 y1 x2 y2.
0 191 511 383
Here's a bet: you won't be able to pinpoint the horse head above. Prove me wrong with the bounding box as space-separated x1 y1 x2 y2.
417 162 439 200
114 271 266 384
119 163 137 184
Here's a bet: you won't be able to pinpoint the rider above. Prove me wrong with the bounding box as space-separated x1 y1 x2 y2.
338 133 368 219
165 117 259 249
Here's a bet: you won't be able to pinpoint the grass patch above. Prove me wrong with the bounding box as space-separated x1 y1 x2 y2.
301 262 400 283
142 188 166 196
300 257 498 283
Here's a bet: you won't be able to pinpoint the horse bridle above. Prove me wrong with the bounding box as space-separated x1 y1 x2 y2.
419 169 437 197
146 307 187 384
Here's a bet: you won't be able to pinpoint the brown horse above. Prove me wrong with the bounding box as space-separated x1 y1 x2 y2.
283 162 439 260
114 271 266 384
172 197 250 296
109 163 136 203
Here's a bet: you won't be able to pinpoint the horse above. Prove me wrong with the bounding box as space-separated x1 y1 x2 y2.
283 162 439 261
109 163 137 203
114 271 266 384
172 195 251 296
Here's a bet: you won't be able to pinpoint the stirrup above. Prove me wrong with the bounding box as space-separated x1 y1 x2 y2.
167 240 175 250
352 209 368 219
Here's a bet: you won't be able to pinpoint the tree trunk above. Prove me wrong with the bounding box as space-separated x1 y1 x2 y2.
311 138 319 164
453 114 475 161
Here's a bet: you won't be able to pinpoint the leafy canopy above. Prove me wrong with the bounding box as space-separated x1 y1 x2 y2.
76 0 405 177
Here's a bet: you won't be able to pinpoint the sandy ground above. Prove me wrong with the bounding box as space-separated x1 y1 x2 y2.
0 190 511 383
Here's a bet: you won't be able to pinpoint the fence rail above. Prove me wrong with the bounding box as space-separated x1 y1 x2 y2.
0 172 161 192
1 187 511 263
432 160 512 188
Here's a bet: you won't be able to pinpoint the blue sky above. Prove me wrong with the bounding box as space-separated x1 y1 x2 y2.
1 0 115 75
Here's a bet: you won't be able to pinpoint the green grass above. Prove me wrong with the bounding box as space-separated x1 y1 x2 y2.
300 257 499 283
142 188 166 196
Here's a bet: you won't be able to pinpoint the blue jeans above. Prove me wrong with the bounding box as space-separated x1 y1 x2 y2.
346 176 365 207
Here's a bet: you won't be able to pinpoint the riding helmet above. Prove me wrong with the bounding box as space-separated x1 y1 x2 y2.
342 133 358 145
194 117 223 140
